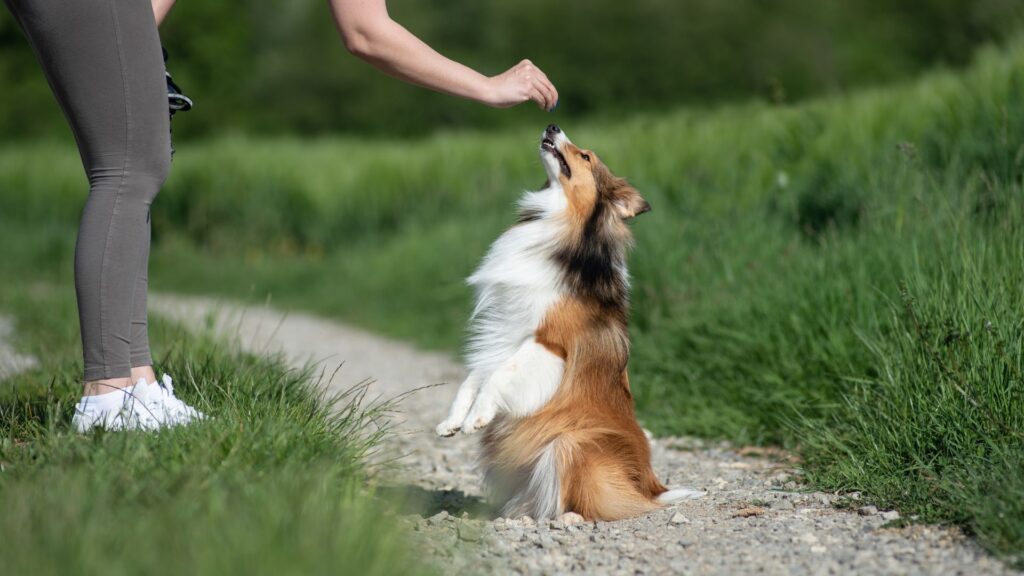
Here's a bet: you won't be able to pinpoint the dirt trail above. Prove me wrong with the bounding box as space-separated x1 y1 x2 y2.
151 294 1016 576
0 315 38 381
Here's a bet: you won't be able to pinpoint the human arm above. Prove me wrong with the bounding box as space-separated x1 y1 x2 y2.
152 0 176 26
329 0 558 110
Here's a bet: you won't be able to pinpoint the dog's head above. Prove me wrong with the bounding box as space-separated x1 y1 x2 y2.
539 124 650 223
535 125 648 304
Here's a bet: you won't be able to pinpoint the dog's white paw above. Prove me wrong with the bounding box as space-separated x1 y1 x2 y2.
461 403 497 434
435 419 461 438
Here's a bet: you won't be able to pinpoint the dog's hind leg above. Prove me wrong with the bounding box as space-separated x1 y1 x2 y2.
557 443 664 521
496 443 561 520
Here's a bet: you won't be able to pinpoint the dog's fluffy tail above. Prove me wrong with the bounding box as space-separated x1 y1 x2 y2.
657 487 707 504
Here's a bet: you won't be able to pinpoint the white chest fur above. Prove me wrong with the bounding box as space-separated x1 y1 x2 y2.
465 188 567 379
436 187 569 435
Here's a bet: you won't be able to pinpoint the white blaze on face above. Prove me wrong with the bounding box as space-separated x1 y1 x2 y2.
540 129 572 182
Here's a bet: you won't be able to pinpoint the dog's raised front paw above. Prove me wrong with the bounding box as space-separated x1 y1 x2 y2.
435 419 462 438
461 404 497 434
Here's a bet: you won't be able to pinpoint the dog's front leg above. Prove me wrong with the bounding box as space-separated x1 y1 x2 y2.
461 339 564 434
435 371 483 437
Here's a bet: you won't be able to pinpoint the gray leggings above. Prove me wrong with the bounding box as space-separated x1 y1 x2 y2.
5 0 170 381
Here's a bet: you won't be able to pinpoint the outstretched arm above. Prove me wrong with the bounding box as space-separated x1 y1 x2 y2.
329 0 558 110
149 0 556 109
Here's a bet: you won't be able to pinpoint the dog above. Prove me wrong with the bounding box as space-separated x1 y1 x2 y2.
436 125 703 521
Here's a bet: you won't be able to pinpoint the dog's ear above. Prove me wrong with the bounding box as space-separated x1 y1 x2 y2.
612 184 651 219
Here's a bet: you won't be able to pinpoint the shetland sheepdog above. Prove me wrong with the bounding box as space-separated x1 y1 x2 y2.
436 125 703 521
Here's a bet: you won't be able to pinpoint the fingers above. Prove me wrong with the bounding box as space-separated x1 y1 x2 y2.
527 84 549 110
532 77 556 111
532 68 559 110
517 59 558 111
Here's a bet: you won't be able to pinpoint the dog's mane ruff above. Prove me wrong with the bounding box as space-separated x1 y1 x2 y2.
515 186 565 224
555 193 632 311
464 186 567 378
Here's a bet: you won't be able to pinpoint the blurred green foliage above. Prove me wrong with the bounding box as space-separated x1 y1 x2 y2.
2 0 1022 139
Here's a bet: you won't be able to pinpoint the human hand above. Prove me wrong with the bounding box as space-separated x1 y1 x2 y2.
483 59 559 111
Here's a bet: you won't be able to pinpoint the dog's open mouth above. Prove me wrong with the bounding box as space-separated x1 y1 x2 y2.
541 137 571 178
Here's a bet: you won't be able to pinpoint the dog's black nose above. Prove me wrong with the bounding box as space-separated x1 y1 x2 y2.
546 124 560 134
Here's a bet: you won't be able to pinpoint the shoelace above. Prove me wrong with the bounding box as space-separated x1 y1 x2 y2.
156 375 201 419
121 384 165 429
118 378 186 426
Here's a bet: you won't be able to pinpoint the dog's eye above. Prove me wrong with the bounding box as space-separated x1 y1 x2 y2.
581 153 591 162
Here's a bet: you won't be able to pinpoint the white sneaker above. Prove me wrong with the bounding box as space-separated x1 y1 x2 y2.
149 374 204 425
72 374 203 432
72 385 162 432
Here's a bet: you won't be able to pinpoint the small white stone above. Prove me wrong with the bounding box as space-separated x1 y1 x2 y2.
427 510 450 525
774 499 795 511
881 510 901 521
858 505 879 516
558 512 586 526
794 533 819 545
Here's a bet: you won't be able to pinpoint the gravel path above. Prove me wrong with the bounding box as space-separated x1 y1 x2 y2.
151 294 1016 576
0 315 38 381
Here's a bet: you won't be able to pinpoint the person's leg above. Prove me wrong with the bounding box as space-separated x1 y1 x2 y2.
4 0 170 395
129 232 158 385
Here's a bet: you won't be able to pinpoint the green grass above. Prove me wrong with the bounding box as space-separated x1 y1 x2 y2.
2 41 1023 562
0 284 428 576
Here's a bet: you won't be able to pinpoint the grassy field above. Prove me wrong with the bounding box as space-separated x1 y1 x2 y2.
0 284 427 575
1 41 1023 562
